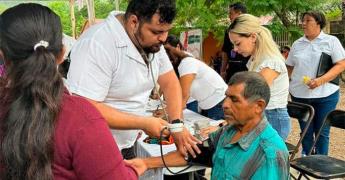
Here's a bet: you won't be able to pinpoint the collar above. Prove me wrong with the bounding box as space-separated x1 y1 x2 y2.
106 11 148 66
235 116 268 151
301 31 326 42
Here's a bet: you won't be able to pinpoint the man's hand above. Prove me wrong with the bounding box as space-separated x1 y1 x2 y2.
124 159 147 176
200 125 219 139
171 127 201 158
142 117 169 137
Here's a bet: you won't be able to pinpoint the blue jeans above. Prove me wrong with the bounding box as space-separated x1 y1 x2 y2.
265 108 290 140
201 100 224 120
186 101 199 113
291 90 339 155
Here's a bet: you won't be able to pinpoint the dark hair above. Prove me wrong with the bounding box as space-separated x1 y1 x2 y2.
229 2 247 14
125 0 176 24
301 11 326 29
228 72 270 106
165 35 183 49
164 35 190 77
0 3 64 180
281 46 290 53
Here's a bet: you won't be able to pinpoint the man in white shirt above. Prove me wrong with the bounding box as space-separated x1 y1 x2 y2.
67 0 200 159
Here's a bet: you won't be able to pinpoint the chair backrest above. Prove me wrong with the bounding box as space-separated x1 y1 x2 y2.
327 110 345 129
310 110 345 156
287 101 315 160
287 101 314 123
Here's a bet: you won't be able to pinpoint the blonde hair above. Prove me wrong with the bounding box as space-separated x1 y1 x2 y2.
228 14 284 71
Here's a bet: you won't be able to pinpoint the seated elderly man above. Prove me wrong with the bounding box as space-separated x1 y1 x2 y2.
126 71 289 179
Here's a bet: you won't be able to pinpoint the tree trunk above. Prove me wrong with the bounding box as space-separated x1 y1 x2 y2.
69 0 76 39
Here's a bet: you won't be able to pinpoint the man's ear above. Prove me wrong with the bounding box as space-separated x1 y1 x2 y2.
255 99 266 114
128 14 139 30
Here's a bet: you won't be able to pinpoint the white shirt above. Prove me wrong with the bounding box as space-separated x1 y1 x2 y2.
62 33 76 59
178 57 227 109
67 11 173 150
286 31 345 98
249 56 289 109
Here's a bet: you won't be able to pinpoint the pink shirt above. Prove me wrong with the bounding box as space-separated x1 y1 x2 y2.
53 90 138 180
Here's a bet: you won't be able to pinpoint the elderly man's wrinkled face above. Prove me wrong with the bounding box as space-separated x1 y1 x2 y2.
222 83 257 126
135 13 172 54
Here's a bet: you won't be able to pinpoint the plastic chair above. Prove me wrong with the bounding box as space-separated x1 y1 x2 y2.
290 110 345 179
286 101 315 161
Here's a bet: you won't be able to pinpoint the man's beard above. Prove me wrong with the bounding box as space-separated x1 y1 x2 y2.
134 29 162 54
143 44 162 54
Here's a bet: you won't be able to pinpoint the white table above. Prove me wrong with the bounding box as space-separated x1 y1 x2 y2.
137 109 221 180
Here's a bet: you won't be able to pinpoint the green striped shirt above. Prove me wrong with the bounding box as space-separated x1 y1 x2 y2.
210 116 289 180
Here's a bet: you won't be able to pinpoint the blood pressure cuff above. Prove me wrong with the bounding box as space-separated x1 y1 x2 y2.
186 127 225 167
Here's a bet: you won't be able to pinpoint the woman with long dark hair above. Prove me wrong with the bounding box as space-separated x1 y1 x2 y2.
0 3 139 180
164 35 227 120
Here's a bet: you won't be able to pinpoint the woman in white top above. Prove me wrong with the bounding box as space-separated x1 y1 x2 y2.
286 11 345 155
228 14 290 140
164 35 227 120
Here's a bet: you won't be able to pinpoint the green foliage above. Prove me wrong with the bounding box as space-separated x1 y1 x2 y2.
48 0 128 36
172 0 228 41
1 0 341 44
0 4 6 14
172 0 343 44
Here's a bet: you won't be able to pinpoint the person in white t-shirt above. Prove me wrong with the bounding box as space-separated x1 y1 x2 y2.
67 0 200 159
228 14 290 140
164 35 227 120
286 11 345 155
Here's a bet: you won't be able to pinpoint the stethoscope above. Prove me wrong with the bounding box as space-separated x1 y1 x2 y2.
130 21 195 174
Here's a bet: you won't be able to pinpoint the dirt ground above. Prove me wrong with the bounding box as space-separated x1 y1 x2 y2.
286 80 345 160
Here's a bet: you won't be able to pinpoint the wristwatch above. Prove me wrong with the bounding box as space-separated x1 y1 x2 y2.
169 119 184 133
171 119 183 124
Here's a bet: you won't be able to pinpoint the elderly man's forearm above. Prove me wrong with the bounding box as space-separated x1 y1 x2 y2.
144 151 188 169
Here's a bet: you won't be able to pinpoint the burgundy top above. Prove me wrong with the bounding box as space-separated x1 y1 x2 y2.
53 90 138 180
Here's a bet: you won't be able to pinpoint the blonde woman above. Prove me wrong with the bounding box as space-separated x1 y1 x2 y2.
228 14 290 140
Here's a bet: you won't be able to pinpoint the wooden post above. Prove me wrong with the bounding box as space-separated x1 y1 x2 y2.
86 0 95 25
342 0 345 18
115 0 120 11
69 0 76 39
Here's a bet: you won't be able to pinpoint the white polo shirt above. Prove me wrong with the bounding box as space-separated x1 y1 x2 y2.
178 57 227 109
249 56 289 109
286 31 345 98
67 11 173 150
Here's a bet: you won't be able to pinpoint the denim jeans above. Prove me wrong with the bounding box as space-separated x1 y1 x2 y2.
265 108 290 140
186 101 199 113
291 90 339 155
201 100 224 120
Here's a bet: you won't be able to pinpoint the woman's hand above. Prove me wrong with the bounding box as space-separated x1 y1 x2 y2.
307 77 324 89
124 159 148 176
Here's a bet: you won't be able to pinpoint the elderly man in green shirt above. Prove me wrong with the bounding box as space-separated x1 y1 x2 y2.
126 71 290 179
